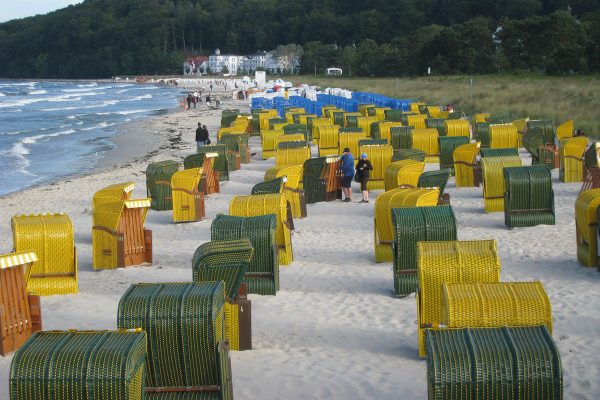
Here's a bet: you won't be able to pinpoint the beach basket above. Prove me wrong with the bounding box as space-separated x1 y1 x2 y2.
92 198 152 270
275 142 311 168
584 142 600 173
480 148 519 158
258 109 278 131
263 165 307 219
317 125 341 157
343 112 363 127
481 155 523 213
384 160 425 191
192 239 254 351
146 160 179 211
221 108 240 127
359 138 388 147
425 106 444 118
374 188 439 263
512 117 529 147
220 133 251 164
230 194 293 265
490 124 519 149
453 142 481 188
0 251 42 356
269 117 287 130
378 122 404 143
10 329 147 400
425 326 563 400
504 165 555 228
93 181 134 208
444 119 470 138
474 122 491 146
252 178 285 195
303 156 342 203
438 136 469 172
171 168 205 223
261 129 284 159
441 281 552 331
417 239 501 357
384 109 404 122
11 213 77 296
197 144 229 181
418 169 451 204
425 118 446 136
217 127 245 141
409 102 424 114
575 188 600 267
391 206 456 297
411 128 440 163
370 107 390 120
211 214 278 295
406 114 427 130
472 113 491 124
527 119 555 144
117 282 233 399
390 126 414 150
184 152 220 195
356 116 378 137
359 144 394 190
339 130 368 159
556 119 573 141
393 149 426 162
559 136 587 183
310 118 331 142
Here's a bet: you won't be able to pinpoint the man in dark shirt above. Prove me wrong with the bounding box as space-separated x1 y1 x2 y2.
195 122 209 150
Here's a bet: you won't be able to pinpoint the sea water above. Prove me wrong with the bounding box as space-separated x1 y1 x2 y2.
0 80 182 196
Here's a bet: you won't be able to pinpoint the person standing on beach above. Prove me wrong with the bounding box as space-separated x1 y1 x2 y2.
186 93 193 110
355 153 373 203
340 147 355 202
196 122 209 149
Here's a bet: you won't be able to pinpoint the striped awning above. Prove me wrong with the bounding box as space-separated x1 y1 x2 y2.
0 251 38 269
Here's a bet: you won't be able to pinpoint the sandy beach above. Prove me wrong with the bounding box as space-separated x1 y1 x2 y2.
1 85 600 399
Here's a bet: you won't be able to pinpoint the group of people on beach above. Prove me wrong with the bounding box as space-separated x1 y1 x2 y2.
195 122 210 149
340 148 373 203
184 89 221 110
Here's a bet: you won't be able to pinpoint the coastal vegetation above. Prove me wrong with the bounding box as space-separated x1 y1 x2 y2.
0 0 599 78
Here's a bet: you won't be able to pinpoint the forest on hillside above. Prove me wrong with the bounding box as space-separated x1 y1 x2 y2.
0 0 598 78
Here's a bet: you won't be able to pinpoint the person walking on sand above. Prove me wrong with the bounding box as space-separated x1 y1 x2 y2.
195 122 209 150
340 147 355 202
355 152 373 203
186 93 193 110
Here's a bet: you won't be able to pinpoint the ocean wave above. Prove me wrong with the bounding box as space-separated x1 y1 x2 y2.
21 129 77 145
29 90 47 95
0 93 5 97
42 99 116 111
67 115 77 119
116 109 151 115
81 121 115 131
0 81 38 87
126 94 153 101
78 83 97 87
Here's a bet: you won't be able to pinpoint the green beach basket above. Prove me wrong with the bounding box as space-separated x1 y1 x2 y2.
197 144 230 181
146 160 179 211
504 165 555 228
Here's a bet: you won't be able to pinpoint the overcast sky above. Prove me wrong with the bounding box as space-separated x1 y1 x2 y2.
0 1 83 23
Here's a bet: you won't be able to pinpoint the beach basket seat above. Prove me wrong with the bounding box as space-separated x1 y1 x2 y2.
453 142 481 188
425 106 445 119
425 325 563 400
356 116 379 137
480 148 519 158
559 136 587 183
411 128 440 163
197 145 230 181
171 168 205 223
339 130 368 158
406 114 427 130
439 136 469 172
392 149 426 162
303 156 342 204
252 177 285 195
358 138 388 147
374 188 439 263
359 103 375 116
93 181 134 208
0 251 42 356
217 127 245 141
275 142 311 168
474 122 491 146
575 188 600 268
11 213 77 296
486 116 504 124
418 169 451 204
425 118 446 136
343 112 363 127
512 117 529 147
580 167 600 193
264 165 307 219
441 281 552 331
409 102 424 114
332 111 346 126
472 113 491 124
219 133 250 164
230 194 293 265
584 142 600 174
146 160 179 211
211 214 278 295
490 123 519 149
118 282 233 400
268 117 287 130
504 165 555 228
444 119 470 138
416 239 501 357
309 117 332 142
527 119 555 144
184 152 220 195
385 109 405 122
359 144 394 190
378 121 404 143
390 126 414 150
370 107 390 120
447 111 464 120
192 239 254 351
391 206 457 297
92 197 152 270
10 330 147 400
261 129 285 159
556 119 574 141
481 155 523 213
221 108 240 127
258 109 278 131
384 160 425 191
317 125 341 157
297 114 316 126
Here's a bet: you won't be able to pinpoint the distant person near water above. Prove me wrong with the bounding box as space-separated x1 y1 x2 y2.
186 93 193 110
340 147 355 202
196 122 209 149
355 153 373 203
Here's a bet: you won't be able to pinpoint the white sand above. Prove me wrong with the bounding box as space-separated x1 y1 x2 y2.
1 91 599 399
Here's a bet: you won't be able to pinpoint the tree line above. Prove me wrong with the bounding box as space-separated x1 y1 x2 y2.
0 0 598 78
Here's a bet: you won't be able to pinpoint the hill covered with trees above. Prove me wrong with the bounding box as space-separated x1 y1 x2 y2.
0 0 598 78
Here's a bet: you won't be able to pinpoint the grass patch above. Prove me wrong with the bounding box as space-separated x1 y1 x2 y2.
294 74 600 136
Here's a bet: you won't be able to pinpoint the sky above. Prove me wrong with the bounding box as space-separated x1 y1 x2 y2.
0 0 83 23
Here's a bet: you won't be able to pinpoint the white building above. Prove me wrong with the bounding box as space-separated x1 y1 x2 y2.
208 48 245 75
241 51 269 73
